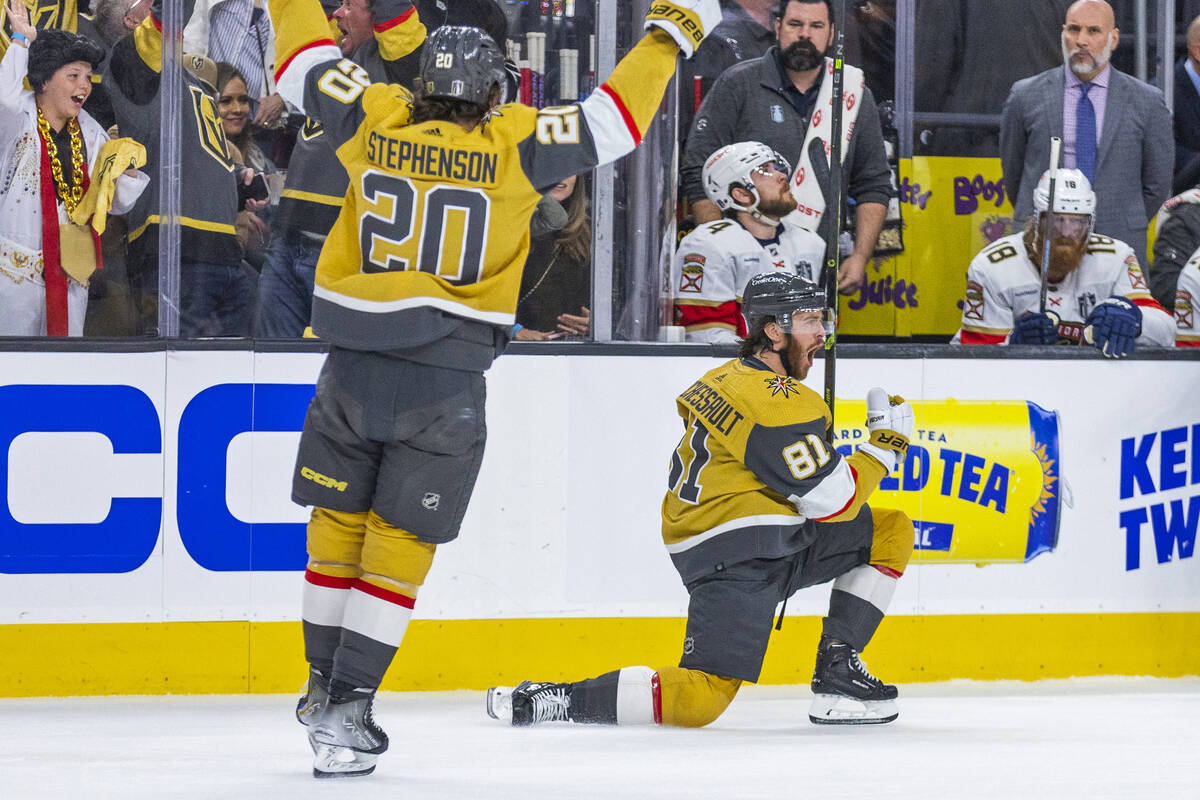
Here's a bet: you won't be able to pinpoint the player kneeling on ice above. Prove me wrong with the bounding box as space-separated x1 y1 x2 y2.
488 272 916 728
672 141 824 342
955 168 1174 355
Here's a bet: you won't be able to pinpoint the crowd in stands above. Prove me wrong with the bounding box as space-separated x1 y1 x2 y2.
0 0 1197 348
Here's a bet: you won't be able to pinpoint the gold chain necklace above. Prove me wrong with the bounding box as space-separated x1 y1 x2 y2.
36 107 85 216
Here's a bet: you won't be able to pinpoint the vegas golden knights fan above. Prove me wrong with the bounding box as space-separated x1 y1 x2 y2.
272 0 723 778
488 273 917 731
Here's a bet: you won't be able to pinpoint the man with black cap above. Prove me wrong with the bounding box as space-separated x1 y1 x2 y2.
0 0 147 336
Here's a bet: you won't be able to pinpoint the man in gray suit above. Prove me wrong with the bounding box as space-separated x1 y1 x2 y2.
999 0 1172 267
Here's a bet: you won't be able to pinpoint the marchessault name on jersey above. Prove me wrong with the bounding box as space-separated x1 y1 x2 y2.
679 379 746 436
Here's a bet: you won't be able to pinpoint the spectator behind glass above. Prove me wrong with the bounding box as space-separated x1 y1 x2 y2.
0 7 148 337
106 0 258 337
216 62 273 270
999 0 1173 269
514 174 591 341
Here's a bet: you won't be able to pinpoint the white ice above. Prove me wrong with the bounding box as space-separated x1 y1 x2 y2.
2 678 1197 800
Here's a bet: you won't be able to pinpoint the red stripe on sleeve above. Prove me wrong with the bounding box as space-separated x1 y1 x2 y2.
354 579 417 609
599 82 642 146
374 4 416 31
275 39 337 84
305 568 356 590
959 330 1007 345
1176 339 1200 348
871 564 903 579
1131 297 1167 313
811 465 858 522
651 671 663 725
675 300 744 335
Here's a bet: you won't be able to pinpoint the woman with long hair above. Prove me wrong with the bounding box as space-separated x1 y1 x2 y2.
514 172 592 340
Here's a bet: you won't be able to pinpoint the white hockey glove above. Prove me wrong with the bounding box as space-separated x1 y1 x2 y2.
858 387 914 472
644 0 722 59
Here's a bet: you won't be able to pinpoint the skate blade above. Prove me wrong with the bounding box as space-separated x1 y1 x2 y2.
486 686 514 723
312 745 378 779
808 693 898 725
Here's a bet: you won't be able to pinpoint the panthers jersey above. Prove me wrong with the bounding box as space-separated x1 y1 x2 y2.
956 232 1175 346
271 0 685 365
672 220 824 343
662 357 887 583
1174 250 1200 347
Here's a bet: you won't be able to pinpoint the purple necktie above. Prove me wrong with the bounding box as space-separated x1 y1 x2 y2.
1076 82 1097 183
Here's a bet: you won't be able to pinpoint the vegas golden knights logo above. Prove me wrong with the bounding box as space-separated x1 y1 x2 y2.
1 0 76 53
300 118 325 142
188 86 234 171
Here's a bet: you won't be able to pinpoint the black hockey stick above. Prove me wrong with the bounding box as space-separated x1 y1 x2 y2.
1039 137 1063 315
822 0 846 430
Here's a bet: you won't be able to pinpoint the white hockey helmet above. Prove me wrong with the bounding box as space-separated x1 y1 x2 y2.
701 141 792 215
1033 168 1096 216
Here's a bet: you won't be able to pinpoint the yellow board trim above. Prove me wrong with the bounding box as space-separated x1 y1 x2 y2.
1 614 1197 697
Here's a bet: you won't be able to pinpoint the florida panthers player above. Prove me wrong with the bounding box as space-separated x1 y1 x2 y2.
956 168 1174 356
672 141 825 342
1174 250 1200 346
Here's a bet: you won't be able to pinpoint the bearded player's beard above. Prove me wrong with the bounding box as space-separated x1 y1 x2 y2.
756 191 797 219
780 38 825 72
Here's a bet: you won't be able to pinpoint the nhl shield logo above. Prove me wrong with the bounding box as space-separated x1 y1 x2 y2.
770 104 784 123
422 492 441 511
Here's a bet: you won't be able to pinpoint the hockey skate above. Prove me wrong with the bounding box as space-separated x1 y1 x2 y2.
486 680 571 726
307 684 388 779
808 636 898 725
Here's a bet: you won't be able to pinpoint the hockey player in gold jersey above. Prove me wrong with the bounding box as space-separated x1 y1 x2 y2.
271 0 723 779
488 272 916 729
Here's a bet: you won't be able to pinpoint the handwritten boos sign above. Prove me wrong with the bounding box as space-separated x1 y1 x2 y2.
832 399 1062 564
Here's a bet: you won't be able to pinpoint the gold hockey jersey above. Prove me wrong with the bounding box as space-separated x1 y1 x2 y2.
663 357 887 583
270 0 685 363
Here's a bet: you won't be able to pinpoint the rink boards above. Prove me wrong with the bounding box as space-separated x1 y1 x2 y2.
0 346 1197 695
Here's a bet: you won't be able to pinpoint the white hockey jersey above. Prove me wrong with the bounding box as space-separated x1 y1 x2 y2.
672 219 825 343
1174 249 1200 347
956 232 1175 347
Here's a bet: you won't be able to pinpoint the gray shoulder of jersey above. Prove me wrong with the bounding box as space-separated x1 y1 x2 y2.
516 105 600 193
743 415 841 500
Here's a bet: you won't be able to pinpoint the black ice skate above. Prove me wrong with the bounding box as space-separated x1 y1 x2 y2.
486 680 572 726
309 683 389 779
808 636 899 725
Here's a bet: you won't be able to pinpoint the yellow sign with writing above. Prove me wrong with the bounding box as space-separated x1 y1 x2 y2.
832 398 1062 564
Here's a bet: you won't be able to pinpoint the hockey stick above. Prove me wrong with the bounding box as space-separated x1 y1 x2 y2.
1038 137 1063 315
822 0 846 430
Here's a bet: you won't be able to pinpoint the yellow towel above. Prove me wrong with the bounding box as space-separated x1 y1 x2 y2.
69 138 147 235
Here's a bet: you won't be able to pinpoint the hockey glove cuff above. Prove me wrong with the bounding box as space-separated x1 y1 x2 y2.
644 0 721 59
860 388 914 472
1084 296 1142 358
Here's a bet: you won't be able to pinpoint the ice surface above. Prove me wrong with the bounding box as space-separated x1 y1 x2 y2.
2 678 1197 799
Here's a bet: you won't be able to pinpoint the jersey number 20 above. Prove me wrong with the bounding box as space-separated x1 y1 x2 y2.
359 170 491 284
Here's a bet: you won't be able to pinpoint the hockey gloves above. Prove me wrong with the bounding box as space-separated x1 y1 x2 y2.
644 0 722 59
1084 296 1142 358
859 388 914 473
1009 311 1059 345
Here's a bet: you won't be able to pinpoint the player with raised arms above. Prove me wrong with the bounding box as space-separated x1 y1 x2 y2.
488 272 916 731
269 0 723 779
